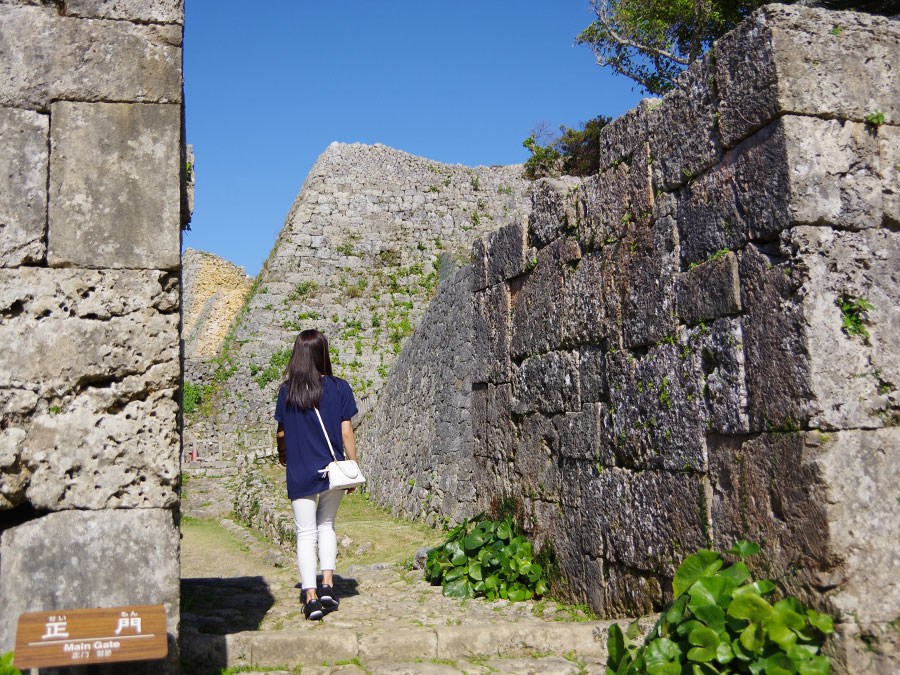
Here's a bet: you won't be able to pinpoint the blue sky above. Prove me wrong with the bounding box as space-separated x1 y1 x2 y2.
183 1 645 276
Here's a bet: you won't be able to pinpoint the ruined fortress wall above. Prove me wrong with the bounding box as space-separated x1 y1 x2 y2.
0 1 185 669
196 142 529 442
364 6 900 672
357 264 477 526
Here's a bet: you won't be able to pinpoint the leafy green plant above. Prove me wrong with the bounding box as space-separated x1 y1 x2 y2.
835 294 874 341
425 515 548 601
523 134 563 180
287 280 318 301
606 541 834 675
254 347 292 388
865 111 885 126
0 652 21 675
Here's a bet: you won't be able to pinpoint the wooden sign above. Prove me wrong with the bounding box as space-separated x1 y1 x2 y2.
14 605 167 668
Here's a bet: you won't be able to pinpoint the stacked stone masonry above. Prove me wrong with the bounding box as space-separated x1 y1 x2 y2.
0 1 185 672
191 141 529 445
359 6 900 673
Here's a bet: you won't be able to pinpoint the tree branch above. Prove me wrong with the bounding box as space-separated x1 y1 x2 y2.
593 3 692 66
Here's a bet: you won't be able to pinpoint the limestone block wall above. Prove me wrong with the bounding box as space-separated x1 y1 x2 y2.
357 264 477 526
0 1 184 670
183 248 252 360
365 6 900 672
194 142 529 442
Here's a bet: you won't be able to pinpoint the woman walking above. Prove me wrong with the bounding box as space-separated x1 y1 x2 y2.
275 329 359 621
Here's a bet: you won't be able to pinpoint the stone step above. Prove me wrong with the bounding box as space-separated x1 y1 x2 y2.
181 617 651 672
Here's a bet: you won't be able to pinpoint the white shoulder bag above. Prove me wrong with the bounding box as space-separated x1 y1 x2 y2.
315 408 366 490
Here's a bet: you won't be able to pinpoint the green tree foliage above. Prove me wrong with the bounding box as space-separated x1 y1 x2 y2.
576 0 763 94
523 114 611 179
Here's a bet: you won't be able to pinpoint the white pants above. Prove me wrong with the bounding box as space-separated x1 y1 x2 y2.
291 489 344 590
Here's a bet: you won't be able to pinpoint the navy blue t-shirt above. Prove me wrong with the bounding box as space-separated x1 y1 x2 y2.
275 376 359 500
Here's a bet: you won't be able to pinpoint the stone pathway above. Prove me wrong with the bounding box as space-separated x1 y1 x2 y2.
180 475 649 674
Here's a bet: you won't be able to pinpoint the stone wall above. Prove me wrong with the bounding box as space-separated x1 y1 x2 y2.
362 6 900 672
183 248 252 360
188 142 529 444
357 264 477 526
0 1 185 671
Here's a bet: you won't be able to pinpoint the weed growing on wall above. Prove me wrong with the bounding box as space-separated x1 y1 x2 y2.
254 347 292 388
606 541 834 674
835 294 874 341
426 515 548 601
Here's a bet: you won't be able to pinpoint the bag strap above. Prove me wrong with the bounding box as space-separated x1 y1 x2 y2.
314 408 339 462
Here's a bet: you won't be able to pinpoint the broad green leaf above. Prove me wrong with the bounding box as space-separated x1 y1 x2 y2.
496 520 512 541
689 576 735 611
692 602 726 632
764 652 796 675
666 595 689 624
535 579 548 595
772 606 806 632
674 550 723 596
473 580 486 593
732 637 751 662
716 639 734 665
728 593 773 622
797 655 830 675
726 541 760 560
749 658 767 675
468 562 483 581
677 620 704 638
443 577 473 598
484 574 498 590
465 531 487 551
740 622 765 653
692 664 722 675
806 610 834 634
787 644 819 660
768 621 798 651
444 566 465 582
774 597 803 614
734 580 776 597
446 540 466 566
508 587 527 602
720 561 751 586
607 624 628 670
645 638 682 675
687 626 719 662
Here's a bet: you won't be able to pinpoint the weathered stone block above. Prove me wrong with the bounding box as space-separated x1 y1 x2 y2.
472 383 513 464
792 226 900 430
561 249 621 350
473 284 511 384
512 351 580 416
708 433 830 600
512 414 560 498
717 5 900 147
576 160 652 251
675 122 788 268
620 216 678 348
782 116 882 230
581 468 709 575
881 124 900 226
0 268 179 510
0 5 183 109
739 242 813 431
649 56 722 191
48 102 181 270
65 0 184 23
486 221 527 285
471 236 489 291
577 345 607 403
0 106 47 266
606 343 707 471
605 564 666 618
693 317 750 435
510 237 580 358
0 508 179 653
597 97 659 172
554 403 613 463
808 429 900 627
675 250 741 325
528 176 581 249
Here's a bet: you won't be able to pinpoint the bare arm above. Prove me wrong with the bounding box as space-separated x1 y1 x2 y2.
276 422 286 467
341 420 357 462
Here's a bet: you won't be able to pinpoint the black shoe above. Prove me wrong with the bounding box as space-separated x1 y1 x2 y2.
303 598 324 621
320 585 339 610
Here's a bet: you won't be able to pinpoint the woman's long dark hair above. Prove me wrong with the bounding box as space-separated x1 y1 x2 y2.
283 329 333 409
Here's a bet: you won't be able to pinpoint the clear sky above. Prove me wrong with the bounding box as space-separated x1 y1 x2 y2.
183 1 645 276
